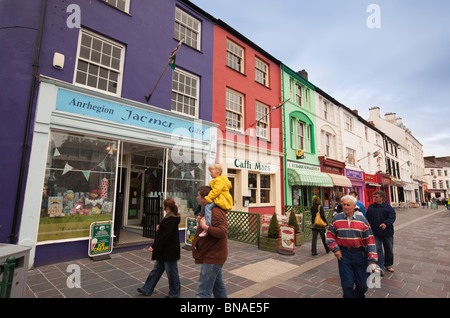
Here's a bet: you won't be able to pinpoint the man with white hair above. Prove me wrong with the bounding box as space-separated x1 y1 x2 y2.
327 195 378 298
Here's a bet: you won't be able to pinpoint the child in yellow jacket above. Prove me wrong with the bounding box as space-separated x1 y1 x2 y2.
199 164 233 237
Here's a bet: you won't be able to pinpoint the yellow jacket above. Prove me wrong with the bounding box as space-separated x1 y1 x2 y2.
205 175 233 211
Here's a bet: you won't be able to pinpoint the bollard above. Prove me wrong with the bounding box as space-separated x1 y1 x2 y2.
0 256 16 298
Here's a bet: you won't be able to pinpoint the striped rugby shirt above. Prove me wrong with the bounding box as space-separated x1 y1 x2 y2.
326 212 378 263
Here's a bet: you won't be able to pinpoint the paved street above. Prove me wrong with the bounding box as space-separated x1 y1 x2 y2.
25 206 450 299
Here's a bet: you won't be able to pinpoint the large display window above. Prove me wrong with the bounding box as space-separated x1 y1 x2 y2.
38 131 118 242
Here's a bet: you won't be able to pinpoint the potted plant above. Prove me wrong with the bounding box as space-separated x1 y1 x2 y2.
258 212 279 252
288 211 304 246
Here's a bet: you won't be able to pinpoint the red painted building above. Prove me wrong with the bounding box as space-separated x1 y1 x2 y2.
212 21 283 216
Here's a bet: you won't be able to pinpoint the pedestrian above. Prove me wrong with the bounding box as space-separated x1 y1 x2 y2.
137 198 181 298
192 185 228 298
349 190 367 216
333 191 344 216
366 190 396 276
198 164 233 237
310 196 330 256
327 195 378 298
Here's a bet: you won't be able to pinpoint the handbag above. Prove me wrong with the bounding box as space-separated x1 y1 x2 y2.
314 205 327 227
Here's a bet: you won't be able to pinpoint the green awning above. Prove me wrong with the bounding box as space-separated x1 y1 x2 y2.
287 168 333 187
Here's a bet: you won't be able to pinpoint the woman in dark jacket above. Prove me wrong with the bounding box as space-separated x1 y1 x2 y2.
310 196 330 256
137 198 181 298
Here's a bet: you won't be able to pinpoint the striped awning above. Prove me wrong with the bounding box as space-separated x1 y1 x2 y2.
287 168 333 187
327 173 352 188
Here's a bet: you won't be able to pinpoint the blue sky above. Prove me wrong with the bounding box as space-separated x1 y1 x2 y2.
190 0 450 157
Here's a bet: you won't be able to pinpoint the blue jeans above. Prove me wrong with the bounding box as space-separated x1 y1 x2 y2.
203 202 216 226
196 263 227 298
374 235 394 270
337 247 369 298
141 260 180 298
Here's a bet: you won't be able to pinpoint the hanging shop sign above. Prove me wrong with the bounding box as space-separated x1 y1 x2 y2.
278 225 295 253
88 221 113 258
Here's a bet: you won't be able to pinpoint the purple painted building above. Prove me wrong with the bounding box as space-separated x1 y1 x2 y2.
0 0 217 267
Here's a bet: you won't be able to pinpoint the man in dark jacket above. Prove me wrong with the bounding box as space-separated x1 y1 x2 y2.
192 186 228 298
366 190 396 275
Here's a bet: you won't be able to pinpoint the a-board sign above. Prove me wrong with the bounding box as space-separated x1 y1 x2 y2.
278 225 295 252
89 221 113 257
185 217 197 246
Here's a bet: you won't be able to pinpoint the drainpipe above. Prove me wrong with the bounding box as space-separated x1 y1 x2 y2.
10 0 47 244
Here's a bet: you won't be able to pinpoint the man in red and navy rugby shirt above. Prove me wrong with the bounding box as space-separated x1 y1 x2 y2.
327 194 378 298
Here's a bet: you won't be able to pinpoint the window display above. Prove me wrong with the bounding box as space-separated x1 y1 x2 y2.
38 131 118 242
166 152 207 228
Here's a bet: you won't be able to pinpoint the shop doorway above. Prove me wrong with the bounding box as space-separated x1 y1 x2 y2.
114 142 166 245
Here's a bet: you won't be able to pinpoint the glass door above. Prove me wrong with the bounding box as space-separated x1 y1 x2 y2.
127 169 145 226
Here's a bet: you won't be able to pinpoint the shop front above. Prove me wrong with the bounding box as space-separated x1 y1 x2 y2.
364 173 381 208
345 168 365 205
319 156 352 208
217 139 283 215
286 161 333 208
18 78 217 267
376 172 392 204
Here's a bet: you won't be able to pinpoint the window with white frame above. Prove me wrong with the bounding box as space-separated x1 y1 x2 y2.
248 173 272 204
102 0 130 13
171 69 199 117
226 88 243 131
255 57 269 86
291 118 311 152
323 100 329 120
295 84 302 106
174 7 201 50
346 147 356 165
75 29 125 95
255 101 269 139
344 115 354 132
226 40 244 73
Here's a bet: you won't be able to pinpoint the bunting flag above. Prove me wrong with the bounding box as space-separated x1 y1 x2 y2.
83 171 91 181
62 163 73 175
169 39 184 70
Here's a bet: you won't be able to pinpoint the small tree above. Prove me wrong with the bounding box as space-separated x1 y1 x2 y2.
288 211 300 233
267 212 279 238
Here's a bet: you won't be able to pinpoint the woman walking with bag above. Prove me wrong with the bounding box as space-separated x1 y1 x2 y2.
137 198 181 298
311 196 330 256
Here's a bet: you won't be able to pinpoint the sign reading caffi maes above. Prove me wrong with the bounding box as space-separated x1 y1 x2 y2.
89 221 113 257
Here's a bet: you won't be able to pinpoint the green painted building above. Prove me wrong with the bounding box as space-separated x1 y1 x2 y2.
281 65 333 209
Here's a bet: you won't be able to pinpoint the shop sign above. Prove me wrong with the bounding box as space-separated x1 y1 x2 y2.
233 159 275 172
278 225 295 252
287 161 320 172
346 169 363 180
185 217 197 246
56 89 210 141
364 173 376 183
88 221 113 257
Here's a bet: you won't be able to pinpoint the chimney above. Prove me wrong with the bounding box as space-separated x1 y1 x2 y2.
298 69 308 81
385 112 396 123
369 106 380 118
352 109 359 115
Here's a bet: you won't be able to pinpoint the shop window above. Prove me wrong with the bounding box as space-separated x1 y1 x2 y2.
39 131 118 242
248 173 272 205
166 152 207 228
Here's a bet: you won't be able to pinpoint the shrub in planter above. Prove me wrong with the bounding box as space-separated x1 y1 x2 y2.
287 211 300 233
267 212 279 239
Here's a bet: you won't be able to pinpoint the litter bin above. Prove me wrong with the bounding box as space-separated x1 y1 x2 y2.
0 244 31 298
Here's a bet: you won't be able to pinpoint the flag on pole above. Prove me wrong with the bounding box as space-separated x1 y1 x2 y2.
169 39 184 70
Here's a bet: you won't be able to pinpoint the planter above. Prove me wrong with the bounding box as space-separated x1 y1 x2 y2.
258 236 279 253
295 232 304 246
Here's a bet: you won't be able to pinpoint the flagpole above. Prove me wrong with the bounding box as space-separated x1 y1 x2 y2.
145 39 184 103
145 61 170 102
249 99 290 128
